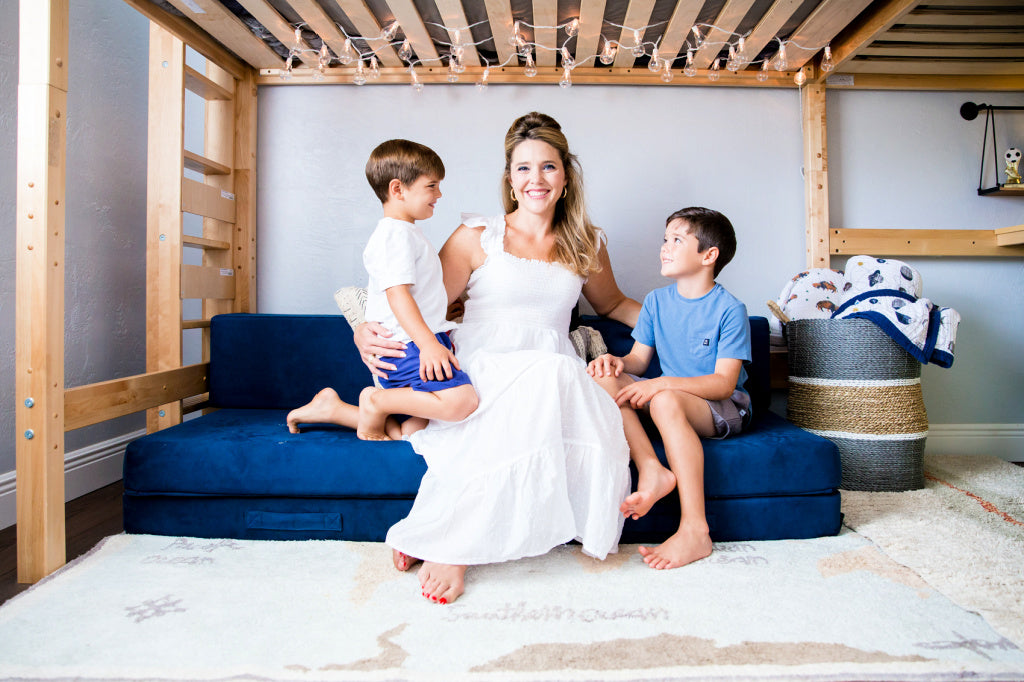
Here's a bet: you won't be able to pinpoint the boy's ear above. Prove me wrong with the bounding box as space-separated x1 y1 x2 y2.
701 246 720 267
387 178 404 200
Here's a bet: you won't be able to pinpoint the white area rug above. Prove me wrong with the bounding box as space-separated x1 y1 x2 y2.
0 455 1022 681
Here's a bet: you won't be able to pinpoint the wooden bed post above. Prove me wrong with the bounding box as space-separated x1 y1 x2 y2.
802 81 831 269
15 0 69 583
146 23 186 432
233 68 258 313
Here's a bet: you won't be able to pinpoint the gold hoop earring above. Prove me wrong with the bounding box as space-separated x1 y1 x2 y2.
510 188 517 203
562 187 568 199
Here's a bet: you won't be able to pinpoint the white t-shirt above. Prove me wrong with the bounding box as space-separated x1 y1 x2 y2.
363 217 455 344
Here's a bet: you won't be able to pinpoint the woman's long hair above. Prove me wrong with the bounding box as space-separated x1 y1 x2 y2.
501 112 602 278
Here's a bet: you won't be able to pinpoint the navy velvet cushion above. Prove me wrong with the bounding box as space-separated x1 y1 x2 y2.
124 409 426 498
209 314 372 409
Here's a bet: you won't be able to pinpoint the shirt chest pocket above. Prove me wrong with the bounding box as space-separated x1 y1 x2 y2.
688 327 718 358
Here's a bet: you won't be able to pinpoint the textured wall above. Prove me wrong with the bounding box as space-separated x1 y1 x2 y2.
0 0 149 479
256 84 1024 432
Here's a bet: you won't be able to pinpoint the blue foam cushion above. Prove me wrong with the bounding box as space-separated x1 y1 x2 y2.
209 314 371 409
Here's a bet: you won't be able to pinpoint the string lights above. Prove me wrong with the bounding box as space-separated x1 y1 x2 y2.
279 15 835 89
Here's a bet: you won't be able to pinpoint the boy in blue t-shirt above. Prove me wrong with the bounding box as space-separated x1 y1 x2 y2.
588 207 751 570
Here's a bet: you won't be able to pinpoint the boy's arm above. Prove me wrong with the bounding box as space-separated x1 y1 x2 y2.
618 358 742 408
385 285 458 380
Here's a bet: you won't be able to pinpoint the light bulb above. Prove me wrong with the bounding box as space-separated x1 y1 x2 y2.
600 40 616 65
561 46 575 69
774 44 787 71
453 29 463 48
318 43 330 69
565 18 579 38
409 68 423 91
381 21 399 42
524 53 537 77
453 54 465 73
794 69 806 85
447 60 459 82
821 45 835 72
452 44 465 60
398 39 413 61
708 58 720 82
339 38 354 65
726 46 739 72
559 65 572 89
509 21 521 46
476 66 489 90
737 37 745 57
691 25 703 49
648 47 661 72
369 55 380 79
281 54 293 80
756 60 769 82
293 27 302 47
683 50 696 77
660 60 673 83
353 60 366 85
632 29 644 57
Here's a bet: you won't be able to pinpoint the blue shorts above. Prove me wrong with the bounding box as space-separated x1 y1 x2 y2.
378 332 473 392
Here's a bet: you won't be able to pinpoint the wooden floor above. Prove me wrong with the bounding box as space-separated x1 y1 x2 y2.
0 481 124 606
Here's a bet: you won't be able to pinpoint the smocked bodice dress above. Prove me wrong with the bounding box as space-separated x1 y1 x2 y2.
385 215 631 565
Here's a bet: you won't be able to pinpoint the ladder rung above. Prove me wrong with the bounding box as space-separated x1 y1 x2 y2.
184 150 231 176
184 65 233 101
181 319 212 330
183 235 231 250
182 394 211 414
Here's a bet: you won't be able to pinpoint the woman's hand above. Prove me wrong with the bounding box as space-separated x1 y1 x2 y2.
587 353 623 378
354 321 407 380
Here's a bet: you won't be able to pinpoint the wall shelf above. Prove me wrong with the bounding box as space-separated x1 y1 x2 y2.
962 101 1024 195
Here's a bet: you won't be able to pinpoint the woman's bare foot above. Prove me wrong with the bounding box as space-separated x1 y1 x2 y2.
418 562 466 604
392 549 421 572
286 387 350 434
638 523 712 570
357 387 391 441
620 464 677 520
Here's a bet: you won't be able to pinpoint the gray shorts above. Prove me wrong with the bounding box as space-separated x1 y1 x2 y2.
706 389 752 439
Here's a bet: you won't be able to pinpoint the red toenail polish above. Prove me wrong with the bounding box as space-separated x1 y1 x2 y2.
439 598 447 604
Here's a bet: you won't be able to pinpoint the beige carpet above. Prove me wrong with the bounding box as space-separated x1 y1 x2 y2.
0 454 1020 681
843 453 1024 648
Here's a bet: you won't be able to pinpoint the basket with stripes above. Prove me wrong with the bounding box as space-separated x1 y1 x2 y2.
786 318 927 491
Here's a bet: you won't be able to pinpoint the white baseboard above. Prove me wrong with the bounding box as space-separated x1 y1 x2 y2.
0 429 145 531
924 424 1024 462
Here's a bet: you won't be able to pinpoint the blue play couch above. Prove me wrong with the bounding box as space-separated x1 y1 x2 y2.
123 314 842 543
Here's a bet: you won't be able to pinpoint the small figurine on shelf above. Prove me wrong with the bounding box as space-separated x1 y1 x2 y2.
1005 147 1022 186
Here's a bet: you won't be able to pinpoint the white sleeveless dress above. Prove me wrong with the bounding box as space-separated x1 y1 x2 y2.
385 215 631 565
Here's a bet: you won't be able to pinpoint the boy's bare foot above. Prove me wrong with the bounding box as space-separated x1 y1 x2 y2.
418 562 466 604
286 387 345 434
392 549 421 572
638 524 712 570
620 465 677 520
357 387 391 441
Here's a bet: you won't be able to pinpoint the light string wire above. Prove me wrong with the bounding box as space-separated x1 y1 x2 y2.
280 16 835 88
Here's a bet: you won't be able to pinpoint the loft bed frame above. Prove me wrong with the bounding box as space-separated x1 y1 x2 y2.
14 0 1024 583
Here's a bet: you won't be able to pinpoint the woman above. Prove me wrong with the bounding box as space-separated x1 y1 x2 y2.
292 113 641 604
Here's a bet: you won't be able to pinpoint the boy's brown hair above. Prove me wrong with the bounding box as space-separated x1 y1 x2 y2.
666 206 737 277
365 139 445 203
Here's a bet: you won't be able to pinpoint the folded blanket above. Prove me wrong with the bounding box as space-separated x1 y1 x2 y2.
843 255 922 298
769 268 849 344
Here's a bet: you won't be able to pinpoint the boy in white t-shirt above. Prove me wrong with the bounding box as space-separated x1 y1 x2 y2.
352 139 477 440
588 207 751 570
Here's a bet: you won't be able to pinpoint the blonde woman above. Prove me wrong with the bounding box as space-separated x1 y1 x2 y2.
297 113 643 604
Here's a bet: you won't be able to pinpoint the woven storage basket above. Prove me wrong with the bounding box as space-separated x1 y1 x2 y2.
786 319 927 491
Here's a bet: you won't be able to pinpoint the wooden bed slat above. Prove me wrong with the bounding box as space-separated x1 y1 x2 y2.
484 0 518 66
433 0 480 66
822 0 920 78
329 0 403 67
531 0 558 67
385 0 440 64
163 0 284 68
181 265 236 300
741 0 805 72
574 0 607 66
691 0 757 70
64 364 210 432
787 0 875 70
182 178 236 224
656 0 702 64
612 0 656 68
235 0 319 68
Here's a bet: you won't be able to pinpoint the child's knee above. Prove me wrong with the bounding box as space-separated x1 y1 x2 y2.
443 385 478 421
